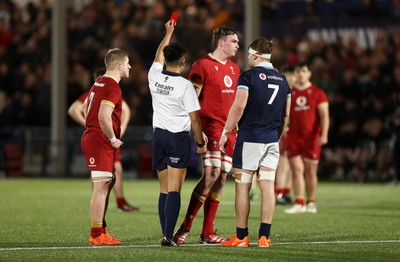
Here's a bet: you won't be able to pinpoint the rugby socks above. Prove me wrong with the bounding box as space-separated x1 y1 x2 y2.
294 198 305 205
182 191 207 230
283 188 290 195
164 191 181 238
306 199 315 204
259 223 271 238
90 221 104 238
117 197 128 207
236 227 248 240
276 188 290 195
202 192 220 236
158 193 167 235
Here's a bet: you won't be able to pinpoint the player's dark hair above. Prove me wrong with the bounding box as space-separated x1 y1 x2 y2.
249 37 274 56
93 68 106 80
211 26 237 50
295 62 310 70
163 43 186 66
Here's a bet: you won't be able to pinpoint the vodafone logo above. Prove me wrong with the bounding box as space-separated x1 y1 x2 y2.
89 157 95 165
296 96 307 106
224 75 233 88
259 73 266 80
294 95 310 111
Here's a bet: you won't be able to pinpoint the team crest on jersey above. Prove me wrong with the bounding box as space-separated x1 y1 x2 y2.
215 66 219 71
163 76 169 82
230 66 235 74
259 73 266 80
224 75 233 88
213 141 218 148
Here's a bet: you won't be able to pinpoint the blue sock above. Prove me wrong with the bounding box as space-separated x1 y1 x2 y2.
158 193 167 236
164 192 181 238
236 227 248 240
259 223 271 238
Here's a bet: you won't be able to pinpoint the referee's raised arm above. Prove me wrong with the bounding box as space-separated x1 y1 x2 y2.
154 20 175 64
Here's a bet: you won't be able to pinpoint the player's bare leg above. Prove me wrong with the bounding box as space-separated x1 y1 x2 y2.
275 155 292 205
90 173 121 245
250 173 259 201
304 160 319 213
113 161 139 212
194 166 221 194
235 175 252 229
258 172 275 248
285 156 306 213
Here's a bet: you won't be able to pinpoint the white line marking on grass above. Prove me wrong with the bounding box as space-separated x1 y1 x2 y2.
1 240 399 251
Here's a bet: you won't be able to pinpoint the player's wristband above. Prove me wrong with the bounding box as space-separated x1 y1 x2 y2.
196 140 205 148
222 128 230 137
109 136 117 143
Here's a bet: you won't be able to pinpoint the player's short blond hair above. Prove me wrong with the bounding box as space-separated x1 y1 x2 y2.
104 48 129 70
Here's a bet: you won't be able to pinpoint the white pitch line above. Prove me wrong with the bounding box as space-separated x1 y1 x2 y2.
1 240 399 252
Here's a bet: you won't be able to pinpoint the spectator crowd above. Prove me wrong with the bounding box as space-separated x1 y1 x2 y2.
0 0 399 182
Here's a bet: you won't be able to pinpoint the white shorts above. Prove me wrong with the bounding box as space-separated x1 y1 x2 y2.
233 141 280 171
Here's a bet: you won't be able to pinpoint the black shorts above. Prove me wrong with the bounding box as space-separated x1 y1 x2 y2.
151 128 191 171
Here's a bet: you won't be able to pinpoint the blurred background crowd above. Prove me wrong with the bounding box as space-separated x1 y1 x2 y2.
0 0 399 182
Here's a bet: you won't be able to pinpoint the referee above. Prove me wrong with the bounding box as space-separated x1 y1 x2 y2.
148 19 207 246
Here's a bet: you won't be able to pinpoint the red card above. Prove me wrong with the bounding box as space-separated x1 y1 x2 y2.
170 12 179 23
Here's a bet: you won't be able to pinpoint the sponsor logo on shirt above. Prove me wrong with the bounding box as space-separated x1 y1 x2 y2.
267 75 283 81
89 157 96 167
259 73 266 80
294 96 310 111
94 82 105 87
222 75 234 93
155 82 174 95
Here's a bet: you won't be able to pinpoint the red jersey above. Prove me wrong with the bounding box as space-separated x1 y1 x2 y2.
189 54 240 124
78 91 89 103
288 84 328 135
84 77 122 139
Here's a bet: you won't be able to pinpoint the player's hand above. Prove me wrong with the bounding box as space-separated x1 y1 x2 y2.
318 135 328 146
165 20 174 34
202 132 208 145
219 135 228 154
197 144 207 154
111 139 123 149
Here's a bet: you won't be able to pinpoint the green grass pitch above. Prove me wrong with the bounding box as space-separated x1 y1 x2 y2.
0 178 399 261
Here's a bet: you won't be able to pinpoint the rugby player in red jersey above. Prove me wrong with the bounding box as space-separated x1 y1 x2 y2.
174 26 240 245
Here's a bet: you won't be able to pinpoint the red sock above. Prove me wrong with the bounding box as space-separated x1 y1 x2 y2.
182 191 207 230
202 192 220 237
117 197 127 207
282 188 291 195
275 188 283 195
295 198 305 205
306 199 315 204
90 227 104 238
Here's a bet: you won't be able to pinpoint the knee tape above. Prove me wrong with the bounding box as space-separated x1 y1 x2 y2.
258 169 275 181
203 151 221 168
232 172 253 184
91 171 113 183
221 155 232 173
